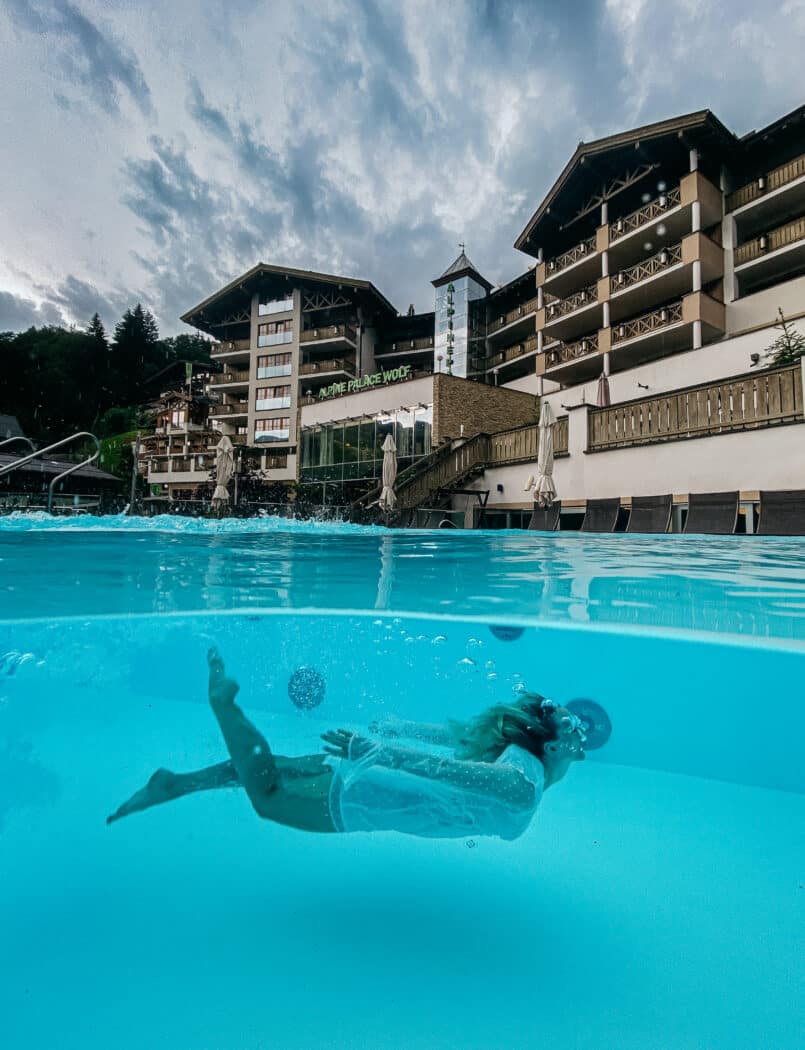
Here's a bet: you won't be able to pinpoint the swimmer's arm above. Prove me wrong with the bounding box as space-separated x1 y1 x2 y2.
379 745 536 806
369 718 454 746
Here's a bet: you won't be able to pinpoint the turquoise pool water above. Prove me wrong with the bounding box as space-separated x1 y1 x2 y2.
1 514 804 1049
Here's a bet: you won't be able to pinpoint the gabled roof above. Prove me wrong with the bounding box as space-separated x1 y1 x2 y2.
514 109 737 254
0 414 23 439
432 250 492 292
181 262 397 334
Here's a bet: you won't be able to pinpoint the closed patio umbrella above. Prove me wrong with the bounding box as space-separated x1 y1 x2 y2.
534 400 557 508
212 434 234 509
596 372 611 408
378 433 398 511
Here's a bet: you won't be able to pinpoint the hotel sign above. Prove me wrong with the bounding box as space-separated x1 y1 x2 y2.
318 364 413 400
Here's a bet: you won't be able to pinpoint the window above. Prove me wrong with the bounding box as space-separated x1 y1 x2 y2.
170 409 186 427
258 296 294 316
256 385 292 411
258 319 293 347
257 352 293 379
255 417 291 443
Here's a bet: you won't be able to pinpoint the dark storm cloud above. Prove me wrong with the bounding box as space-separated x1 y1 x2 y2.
6 0 153 116
0 291 66 331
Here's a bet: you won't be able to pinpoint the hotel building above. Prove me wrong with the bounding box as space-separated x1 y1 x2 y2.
145 103 805 525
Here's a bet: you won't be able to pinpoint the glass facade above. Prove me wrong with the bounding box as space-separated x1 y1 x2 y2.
256 385 291 411
258 296 294 316
257 320 293 348
300 405 433 482
257 353 293 379
255 417 291 443
434 275 487 378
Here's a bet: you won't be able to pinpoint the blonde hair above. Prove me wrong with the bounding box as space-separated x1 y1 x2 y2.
449 693 559 763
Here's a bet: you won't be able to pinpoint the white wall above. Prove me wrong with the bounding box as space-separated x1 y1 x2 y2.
300 375 434 426
726 274 805 335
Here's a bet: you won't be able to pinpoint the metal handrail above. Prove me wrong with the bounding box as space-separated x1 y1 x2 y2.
0 436 36 452
0 431 101 514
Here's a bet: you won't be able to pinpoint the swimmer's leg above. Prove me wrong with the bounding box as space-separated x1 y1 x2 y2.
106 760 240 825
207 647 280 818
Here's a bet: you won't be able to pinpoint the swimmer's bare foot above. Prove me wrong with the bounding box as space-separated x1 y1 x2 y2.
106 768 179 825
208 647 239 707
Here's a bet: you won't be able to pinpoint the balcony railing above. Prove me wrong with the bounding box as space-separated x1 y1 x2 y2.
149 454 214 474
613 243 683 290
487 417 569 464
487 296 539 336
726 152 805 212
299 357 356 376
546 282 598 321
734 215 805 266
377 336 434 355
486 335 539 370
545 332 599 368
611 186 681 241
210 403 249 416
211 339 250 355
588 363 803 451
210 370 250 386
611 301 683 344
546 235 596 276
300 323 357 344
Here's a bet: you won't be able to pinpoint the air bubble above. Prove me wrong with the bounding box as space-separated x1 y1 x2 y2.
432 635 447 645
657 180 667 192
484 660 496 670
486 672 498 681
458 657 476 668
656 223 667 237
467 638 484 649
643 241 653 252
641 192 651 203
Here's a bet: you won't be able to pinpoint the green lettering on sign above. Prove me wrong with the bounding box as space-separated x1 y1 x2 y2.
317 363 412 400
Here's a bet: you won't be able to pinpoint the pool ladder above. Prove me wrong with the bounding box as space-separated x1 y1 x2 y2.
0 432 101 514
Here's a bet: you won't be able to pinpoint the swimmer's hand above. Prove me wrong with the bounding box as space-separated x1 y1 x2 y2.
367 716 401 738
321 728 372 760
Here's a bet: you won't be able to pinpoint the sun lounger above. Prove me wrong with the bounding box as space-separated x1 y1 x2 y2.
683 491 739 534
527 501 561 531
580 497 620 533
757 490 805 535
626 494 672 534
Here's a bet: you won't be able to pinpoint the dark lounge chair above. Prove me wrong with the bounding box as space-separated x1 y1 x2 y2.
757 490 805 535
626 494 672 534
683 491 739 535
527 501 561 531
580 497 620 533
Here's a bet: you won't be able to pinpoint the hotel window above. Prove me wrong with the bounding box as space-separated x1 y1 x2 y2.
170 409 186 427
258 319 293 347
256 385 292 411
255 417 291 443
257 352 293 379
258 296 294 316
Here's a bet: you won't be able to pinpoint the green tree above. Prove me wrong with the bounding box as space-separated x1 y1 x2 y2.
112 303 163 400
764 308 805 366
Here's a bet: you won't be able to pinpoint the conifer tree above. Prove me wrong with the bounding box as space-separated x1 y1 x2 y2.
764 308 805 366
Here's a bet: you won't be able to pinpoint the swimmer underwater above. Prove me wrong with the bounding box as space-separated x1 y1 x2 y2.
107 648 601 839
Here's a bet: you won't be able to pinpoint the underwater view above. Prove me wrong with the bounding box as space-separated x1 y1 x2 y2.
1 515 804 1050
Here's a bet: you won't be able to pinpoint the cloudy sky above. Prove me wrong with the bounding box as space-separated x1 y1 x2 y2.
1 0 803 335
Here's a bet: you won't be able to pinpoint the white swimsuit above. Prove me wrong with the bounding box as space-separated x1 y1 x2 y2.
328 743 544 840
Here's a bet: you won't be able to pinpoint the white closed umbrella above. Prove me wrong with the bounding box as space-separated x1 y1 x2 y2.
378 433 398 511
212 434 234 508
534 400 557 508
596 372 611 407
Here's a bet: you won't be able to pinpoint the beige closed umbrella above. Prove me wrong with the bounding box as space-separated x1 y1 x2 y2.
378 432 398 511
534 400 557 508
212 434 234 510
596 371 611 407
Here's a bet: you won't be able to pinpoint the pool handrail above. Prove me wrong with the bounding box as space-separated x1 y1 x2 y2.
0 431 101 514
0 435 36 453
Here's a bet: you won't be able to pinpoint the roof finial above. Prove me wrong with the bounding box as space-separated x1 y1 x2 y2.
459 241 465 253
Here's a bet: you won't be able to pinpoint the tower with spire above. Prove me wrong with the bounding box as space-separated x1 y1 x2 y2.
432 246 491 378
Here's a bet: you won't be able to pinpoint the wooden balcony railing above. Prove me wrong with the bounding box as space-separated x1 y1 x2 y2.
211 339 250 355
545 332 599 368
487 296 539 336
588 363 803 452
487 417 569 464
734 215 805 266
546 282 598 321
210 370 250 386
210 403 249 416
613 243 683 290
612 301 683 344
377 336 435 355
546 235 596 276
726 152 805 212
300 323 357 344
611 186 681 240
299 357 356 376
486 335 539 370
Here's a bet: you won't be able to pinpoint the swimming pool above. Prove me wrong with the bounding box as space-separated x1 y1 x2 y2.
1 514 804 1049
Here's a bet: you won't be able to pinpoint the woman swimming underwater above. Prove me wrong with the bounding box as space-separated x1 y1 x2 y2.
107 648 602 840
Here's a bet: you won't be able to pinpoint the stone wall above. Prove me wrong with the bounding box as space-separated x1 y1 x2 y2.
432 374 537 443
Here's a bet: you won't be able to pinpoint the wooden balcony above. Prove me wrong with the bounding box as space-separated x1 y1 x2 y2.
539 235 599 296
486 335 539 374
727 152 805 213
486 296 538 342
588 363 803 452
211 339 251 358
611 301 684 346
609 234 722 322
540 333 602 384
734 214 805 296
542 281 602 341
209 402 249 418
376 335 434 357
299 357 356 386
611 187 681 241
209 369 250 387
300 323 357 350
